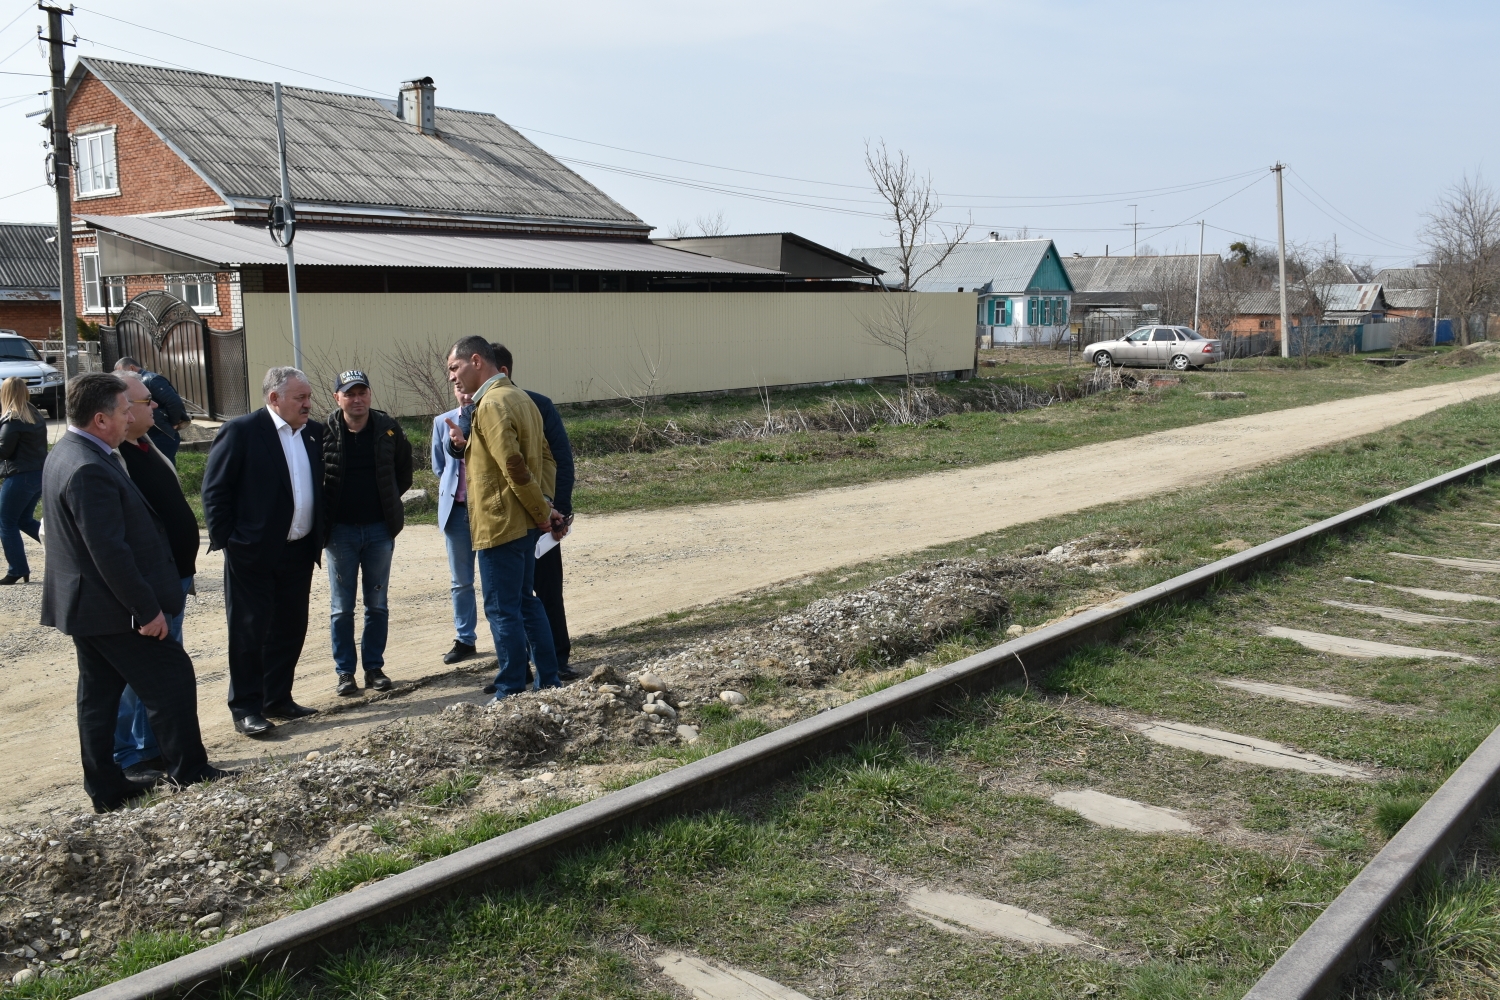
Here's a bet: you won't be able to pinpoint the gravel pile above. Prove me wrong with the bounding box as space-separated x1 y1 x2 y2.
0 545 1140 981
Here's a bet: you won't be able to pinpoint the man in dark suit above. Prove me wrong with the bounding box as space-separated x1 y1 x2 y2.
40 372 228 813
202 366 325 737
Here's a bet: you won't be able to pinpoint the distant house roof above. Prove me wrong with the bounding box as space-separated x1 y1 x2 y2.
69 58 648 236
653 233 881 279
849 238 1072 293
81 215 783 276
1372 266 1434 289
1064 254 1220 295
1384 288 1437 310
1322 283 1385 314
0 223 59 301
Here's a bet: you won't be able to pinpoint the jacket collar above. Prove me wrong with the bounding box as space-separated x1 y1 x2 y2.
472 372 508 405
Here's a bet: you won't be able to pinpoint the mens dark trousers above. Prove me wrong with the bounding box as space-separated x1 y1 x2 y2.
533 543 570 668
224 536 316 718
74 631 209 812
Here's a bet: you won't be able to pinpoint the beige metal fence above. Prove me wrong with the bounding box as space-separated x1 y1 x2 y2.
241 291 977 416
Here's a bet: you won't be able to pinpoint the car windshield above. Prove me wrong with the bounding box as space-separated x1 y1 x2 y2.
0 338 39 361
1126 329 1151 342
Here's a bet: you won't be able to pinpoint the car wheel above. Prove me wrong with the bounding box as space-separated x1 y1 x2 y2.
1169 354 1190 371
1093 351 1114 368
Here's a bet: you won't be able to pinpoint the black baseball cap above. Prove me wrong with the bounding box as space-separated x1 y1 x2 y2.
333 370 370 392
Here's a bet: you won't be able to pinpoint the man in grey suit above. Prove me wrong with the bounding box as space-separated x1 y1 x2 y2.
40 372 229 813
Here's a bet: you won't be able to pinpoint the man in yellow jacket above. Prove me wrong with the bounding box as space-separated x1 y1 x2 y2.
445 336 561 698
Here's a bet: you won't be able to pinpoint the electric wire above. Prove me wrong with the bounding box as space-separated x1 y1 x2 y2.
1283 167 1421 253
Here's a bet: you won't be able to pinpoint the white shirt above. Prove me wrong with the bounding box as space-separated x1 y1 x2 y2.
267 406 314 541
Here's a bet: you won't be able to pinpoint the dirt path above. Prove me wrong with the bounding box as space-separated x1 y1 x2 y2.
4 372 1499 822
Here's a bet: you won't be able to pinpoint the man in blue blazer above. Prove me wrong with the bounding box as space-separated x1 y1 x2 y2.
202 367 325 737
432 383 478 664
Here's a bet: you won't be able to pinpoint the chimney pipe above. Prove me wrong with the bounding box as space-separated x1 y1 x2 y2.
397 77 436 135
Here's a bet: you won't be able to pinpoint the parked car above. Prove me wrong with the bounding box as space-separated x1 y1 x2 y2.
0 331 63 416
1086 326 1223 371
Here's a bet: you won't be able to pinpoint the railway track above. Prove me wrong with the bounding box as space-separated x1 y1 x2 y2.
69 453 1500 1000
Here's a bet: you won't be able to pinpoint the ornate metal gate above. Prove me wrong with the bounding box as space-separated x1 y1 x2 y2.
100 291 249 419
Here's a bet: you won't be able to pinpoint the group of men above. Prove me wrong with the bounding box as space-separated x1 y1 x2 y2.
41 337 576 813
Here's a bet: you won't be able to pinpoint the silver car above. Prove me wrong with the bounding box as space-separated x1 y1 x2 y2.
0 331 64 415
1086 325 1223 371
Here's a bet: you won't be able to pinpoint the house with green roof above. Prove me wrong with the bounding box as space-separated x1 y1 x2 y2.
850 237 1074 345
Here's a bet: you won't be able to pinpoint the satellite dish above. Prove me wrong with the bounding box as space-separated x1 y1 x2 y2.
267 196 296 247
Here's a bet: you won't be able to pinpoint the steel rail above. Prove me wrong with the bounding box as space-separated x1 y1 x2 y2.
78 451 1500 1000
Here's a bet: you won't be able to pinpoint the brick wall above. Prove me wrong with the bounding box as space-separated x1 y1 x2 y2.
0 301 61 340
72 232 241 332
67 73 225 218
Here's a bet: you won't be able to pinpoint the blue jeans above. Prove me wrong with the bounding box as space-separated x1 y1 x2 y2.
114 576 192 768
443 506 478 646
325 521 394 677
477 529 559 696
0 470 42 577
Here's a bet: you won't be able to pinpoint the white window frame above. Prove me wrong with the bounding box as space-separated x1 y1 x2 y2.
166 273 219 314
72 127 120 199
80 253 128 313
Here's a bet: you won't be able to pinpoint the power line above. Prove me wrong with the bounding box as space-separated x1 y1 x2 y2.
71 6 385 95
0 0 34 39
1283 167 1420 253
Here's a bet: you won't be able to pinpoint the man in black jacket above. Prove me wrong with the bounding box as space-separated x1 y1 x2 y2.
40 372 228 812
202 366 325 737
320 370 412 696
110 371 201 780
113 357 190 463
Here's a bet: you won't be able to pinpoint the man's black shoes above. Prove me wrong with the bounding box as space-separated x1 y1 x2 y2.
557 665 579 682
366 669 393 692
265 701 319 719
443 642 476 665
234 714 274 737
336 674 359 697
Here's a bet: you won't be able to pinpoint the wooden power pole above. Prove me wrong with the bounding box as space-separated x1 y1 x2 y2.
41 3 77 381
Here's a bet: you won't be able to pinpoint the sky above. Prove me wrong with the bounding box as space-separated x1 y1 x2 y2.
0 0 1494 268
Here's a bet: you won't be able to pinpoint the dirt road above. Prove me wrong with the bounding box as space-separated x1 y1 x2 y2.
5 372 1499 821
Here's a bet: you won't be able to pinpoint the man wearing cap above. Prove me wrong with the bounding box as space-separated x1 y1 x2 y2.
320 370 412 697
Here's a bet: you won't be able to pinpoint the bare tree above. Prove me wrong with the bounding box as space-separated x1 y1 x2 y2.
386 334 453 416
864 139 971 290
862 293 930 388
694 211 727 237
667 220 693 239
1422 175 1500 345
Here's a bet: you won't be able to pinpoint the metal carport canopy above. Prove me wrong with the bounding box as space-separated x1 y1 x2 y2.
80 215 786 275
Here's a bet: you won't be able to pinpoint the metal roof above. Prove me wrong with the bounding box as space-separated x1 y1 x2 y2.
1383 288 1436 310
73 58 647 234
0 223 59 297
1372 267 1433 290
654 233 882 278
849 239 1060 292
1322 283 1385 313
81 215 784 275
1064 254 1220 294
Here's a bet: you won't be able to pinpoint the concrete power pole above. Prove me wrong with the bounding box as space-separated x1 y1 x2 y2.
1193 219 1204 333
1274 163 1290 358
272 82 302 370
41 4 77 382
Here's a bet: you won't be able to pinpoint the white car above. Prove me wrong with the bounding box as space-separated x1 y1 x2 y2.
1086 325 1223 371
0 331 64 415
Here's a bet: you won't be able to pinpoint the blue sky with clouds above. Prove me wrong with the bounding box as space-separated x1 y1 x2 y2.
0 0 1492 265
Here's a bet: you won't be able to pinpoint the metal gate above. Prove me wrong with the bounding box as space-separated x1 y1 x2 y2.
100 291 249 419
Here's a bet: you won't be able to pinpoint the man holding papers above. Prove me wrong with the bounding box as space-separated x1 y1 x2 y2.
443 336 561 699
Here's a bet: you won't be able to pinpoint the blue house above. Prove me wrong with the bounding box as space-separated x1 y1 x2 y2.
851 237 1075 345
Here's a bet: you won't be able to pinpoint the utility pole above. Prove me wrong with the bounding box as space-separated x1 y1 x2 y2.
271 82 302 370
41 4 77 383
1194 219 1204 333
1123 204 1140 256
1274 163 1290 358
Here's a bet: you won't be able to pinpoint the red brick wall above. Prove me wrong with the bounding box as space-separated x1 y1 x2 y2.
72 232 241 332
67 73 225 217
0 301 61 340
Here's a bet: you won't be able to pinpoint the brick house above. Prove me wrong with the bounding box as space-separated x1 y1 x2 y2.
0 223 59 340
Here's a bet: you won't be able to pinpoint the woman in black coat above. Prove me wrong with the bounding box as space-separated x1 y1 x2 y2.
0 376 47 584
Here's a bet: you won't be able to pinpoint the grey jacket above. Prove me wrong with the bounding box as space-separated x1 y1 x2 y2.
40 431 184 636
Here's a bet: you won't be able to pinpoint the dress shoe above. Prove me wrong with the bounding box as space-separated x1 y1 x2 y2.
0 573 28 585
557 665 579 682
265 701 319 719
482 683 497 695
233 714 274 737
336 673 359 697
123 765 164 787
443 641 476 665
191 766 239 783
366 669 393 692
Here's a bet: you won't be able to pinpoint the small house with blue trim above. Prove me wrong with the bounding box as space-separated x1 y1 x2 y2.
850 237 1074 345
